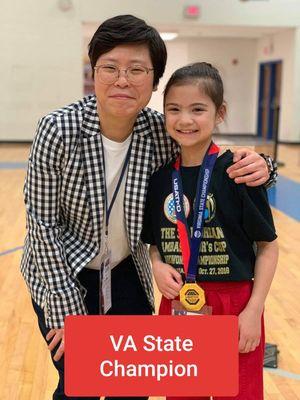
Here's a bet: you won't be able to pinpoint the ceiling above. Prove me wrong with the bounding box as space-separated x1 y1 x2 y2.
154 24 288 39
82 21 288 41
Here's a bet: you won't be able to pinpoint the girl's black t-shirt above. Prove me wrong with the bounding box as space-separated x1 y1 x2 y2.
141 150 277 281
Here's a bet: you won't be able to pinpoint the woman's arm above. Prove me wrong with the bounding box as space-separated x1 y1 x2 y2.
238 240 279 353
24 116 87 329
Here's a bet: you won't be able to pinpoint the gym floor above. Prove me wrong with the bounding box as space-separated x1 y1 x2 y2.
0 142 299 400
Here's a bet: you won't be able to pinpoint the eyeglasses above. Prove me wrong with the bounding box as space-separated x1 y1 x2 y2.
94 64 154 85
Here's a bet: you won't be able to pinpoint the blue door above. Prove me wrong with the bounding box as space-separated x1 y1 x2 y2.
257 61 282 140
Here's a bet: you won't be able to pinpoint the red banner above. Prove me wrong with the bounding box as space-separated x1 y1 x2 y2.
65 315 238 397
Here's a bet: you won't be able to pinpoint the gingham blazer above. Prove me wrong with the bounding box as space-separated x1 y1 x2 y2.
21 95 177 328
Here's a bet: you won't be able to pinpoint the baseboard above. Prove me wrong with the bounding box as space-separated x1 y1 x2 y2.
278 141 300 145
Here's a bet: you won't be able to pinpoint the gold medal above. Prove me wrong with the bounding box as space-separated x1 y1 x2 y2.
180 283 205 311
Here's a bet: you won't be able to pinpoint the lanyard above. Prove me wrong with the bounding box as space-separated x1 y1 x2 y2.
100 134 132 237
172 142 219 282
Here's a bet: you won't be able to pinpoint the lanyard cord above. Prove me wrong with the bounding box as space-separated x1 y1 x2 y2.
100 135 133 236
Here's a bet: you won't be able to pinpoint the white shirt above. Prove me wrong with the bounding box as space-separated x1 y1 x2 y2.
86 133 131 270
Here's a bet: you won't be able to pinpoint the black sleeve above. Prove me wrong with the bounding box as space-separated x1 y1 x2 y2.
141 176 156 245
238 184 277 242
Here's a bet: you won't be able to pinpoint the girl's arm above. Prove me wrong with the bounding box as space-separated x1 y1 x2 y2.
149 245 183 299
238 239 279 353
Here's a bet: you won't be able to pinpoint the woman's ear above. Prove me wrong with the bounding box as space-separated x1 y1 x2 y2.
216 102 226 125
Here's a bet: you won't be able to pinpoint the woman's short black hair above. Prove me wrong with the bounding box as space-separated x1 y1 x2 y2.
88 14 167 88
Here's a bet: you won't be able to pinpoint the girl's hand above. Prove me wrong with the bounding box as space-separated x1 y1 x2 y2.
46 328 65 361
226 148 268 186
238 308 262 353
152 260 183 299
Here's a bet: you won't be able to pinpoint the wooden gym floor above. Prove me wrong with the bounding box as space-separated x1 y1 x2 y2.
0 143 299 400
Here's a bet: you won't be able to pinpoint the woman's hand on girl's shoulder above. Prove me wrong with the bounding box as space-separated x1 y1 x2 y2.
226 148 268 186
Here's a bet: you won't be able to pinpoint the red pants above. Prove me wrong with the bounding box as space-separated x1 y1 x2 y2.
159 281 265 400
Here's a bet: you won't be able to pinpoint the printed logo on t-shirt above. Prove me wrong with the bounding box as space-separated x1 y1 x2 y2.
192 193 216 224
164 192 216 225
163 193 190 224
204 193 216 223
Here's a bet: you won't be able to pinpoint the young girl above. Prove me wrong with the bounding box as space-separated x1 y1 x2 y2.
141 62 278 400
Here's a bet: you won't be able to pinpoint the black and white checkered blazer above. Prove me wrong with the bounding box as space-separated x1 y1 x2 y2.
21 95 178 328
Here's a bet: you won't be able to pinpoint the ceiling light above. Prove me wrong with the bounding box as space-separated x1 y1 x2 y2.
160 32 178 41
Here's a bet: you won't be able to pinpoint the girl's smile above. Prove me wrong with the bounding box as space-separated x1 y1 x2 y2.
175 129 198 134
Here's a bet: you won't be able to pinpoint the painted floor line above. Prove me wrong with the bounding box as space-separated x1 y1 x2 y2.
264 367 300 380
268 175 300 221
0 246 23 257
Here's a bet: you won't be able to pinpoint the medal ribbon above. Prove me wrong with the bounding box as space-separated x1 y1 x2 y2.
172 142 219 282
